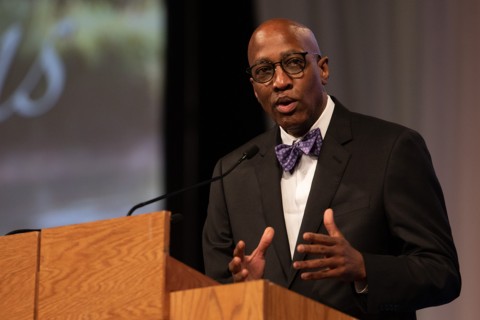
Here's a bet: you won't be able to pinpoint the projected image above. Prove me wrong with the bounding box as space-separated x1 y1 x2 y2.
0 0 165 234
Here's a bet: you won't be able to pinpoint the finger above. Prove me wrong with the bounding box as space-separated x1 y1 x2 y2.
296 243 329 255
252 227 274 257
232 268 249 282
323 208 343 238
229 256 242 274
293 257 329 270
300 268 339 280
233 240 246 260
301 232 336 246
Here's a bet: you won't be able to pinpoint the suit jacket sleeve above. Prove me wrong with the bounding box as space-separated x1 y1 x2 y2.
202 155 236 283
364 128 461 312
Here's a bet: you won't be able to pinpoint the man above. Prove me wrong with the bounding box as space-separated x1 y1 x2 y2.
202 18 461 319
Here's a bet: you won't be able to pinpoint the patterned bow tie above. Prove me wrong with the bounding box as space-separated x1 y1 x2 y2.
275 128 323 172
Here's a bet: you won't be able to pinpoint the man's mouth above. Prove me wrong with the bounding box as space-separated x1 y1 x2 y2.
275 98 296 113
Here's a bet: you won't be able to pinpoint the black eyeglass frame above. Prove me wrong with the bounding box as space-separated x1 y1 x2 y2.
246 52 321 83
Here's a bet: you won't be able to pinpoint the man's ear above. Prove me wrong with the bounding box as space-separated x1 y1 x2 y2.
319 56 329 85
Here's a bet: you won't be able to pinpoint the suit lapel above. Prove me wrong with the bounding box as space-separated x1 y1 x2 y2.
256 129 293 280
288 101 353 285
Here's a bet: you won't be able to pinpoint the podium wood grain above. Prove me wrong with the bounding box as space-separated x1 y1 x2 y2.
0 232 39 320
37 211 171 320
170 280 358 320
166 255 218 292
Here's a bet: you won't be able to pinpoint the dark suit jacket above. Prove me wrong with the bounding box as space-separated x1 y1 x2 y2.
202 96 461 319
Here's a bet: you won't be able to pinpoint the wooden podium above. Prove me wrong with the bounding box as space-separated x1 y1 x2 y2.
0 211 357 320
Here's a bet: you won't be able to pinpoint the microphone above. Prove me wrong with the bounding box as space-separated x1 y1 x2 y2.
127 145 259 216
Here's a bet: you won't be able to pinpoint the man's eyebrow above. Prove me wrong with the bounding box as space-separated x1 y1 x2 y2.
252 57 272 65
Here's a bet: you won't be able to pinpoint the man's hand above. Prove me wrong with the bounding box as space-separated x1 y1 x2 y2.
293 208 366 282
229 227 274 282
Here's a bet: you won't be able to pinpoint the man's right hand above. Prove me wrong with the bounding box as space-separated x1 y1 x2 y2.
229 227 275 282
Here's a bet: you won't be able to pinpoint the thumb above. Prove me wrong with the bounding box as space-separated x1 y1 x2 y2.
323 208 343 238
253 227 274 257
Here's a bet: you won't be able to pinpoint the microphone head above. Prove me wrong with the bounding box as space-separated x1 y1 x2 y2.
244 145 259 159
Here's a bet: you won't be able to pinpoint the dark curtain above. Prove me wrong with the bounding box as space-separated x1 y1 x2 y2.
164 1 265 272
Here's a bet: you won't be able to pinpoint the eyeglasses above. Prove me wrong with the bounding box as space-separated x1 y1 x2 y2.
246 52 320 83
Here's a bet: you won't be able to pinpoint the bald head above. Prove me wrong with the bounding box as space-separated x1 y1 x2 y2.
248 18 322 64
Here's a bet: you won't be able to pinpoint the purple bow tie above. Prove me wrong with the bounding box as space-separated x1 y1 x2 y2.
275 128 323 172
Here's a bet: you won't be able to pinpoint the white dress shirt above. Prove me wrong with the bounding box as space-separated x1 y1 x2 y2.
279 95 335 259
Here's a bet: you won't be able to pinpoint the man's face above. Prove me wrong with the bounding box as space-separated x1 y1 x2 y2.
248 25 329 137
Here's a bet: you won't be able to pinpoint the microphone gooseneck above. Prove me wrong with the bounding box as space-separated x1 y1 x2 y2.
126 145 259 216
